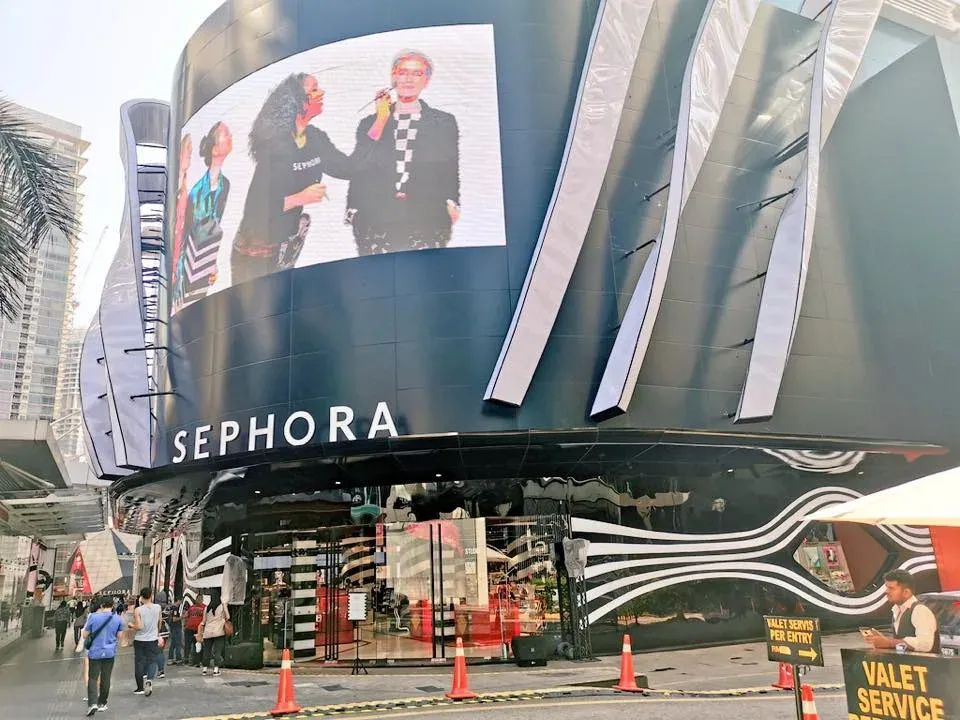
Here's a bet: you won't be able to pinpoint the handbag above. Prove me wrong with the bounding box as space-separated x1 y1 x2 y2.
223 605 234 637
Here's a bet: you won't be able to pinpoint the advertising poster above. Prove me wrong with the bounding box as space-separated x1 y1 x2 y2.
171 24 506 314
842 648 960 719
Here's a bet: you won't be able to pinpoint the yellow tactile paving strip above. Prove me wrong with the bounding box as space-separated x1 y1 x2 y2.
179 682 845 720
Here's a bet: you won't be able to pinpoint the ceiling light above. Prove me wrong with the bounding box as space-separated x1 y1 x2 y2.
253 490 261 494
726 468 734 473
435 473 442 478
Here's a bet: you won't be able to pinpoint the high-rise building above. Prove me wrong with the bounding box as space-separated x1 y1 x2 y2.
53 326 86 461
0 105 87 422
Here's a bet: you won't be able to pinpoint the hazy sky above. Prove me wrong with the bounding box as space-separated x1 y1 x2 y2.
0 0 223 327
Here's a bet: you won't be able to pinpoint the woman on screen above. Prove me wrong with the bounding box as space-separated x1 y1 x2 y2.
174 122 233 310
170 134 192 298
230 73 390 283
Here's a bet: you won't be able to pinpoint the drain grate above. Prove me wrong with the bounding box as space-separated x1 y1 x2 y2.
416 685 446 693
322 684 346 692
225 680 271 688
651 667 676 672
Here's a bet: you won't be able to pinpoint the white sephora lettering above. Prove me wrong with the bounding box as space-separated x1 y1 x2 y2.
172 402 398 463
292 156 323 172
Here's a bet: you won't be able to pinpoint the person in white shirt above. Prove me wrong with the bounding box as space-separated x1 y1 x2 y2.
865 570 939 653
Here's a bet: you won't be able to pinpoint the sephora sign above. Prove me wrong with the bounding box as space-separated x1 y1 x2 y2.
171 401 399 464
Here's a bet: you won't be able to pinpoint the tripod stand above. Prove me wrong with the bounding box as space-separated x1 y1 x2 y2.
350 621 367 675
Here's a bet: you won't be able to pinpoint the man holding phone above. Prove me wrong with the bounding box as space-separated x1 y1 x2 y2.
863 570 939 653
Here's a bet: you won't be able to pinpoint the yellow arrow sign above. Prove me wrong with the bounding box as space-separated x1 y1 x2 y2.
771 645 792 655
798 648 818 662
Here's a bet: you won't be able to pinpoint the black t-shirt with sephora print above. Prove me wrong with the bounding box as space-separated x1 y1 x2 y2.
234 126 353 255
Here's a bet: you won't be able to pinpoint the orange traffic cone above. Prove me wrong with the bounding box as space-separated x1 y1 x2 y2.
612 634 643 692
772 662 794 690
445 637 478 700
800 684 820 720
269 649 302 716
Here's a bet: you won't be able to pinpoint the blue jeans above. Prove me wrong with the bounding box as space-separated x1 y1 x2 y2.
133 640 158 690
167 625 183 661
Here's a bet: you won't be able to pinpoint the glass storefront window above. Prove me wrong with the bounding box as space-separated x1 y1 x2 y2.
241 515 560 664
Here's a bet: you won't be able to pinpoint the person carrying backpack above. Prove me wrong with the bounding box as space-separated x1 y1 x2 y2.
53 601 71 650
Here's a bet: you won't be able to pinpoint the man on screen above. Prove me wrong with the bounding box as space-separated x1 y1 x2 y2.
346 50 461 255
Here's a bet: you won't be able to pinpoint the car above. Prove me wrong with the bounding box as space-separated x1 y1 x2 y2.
919 591 960 657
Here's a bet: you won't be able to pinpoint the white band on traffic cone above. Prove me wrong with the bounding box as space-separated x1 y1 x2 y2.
281 658 292 670
622 638 632 652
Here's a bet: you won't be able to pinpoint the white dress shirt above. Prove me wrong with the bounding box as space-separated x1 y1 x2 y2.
892 595 938 652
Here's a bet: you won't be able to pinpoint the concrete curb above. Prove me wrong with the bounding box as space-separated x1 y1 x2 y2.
179 682 847 720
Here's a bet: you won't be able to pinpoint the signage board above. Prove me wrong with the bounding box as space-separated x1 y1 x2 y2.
763 615 823 666
842 648 960 719
347 591 368 622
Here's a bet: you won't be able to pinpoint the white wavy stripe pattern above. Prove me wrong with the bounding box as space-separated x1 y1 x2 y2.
587 554 933 607
761 449 866 474
573 486 934 623
578 496 931 559
172 535 232 599
572 486 930 548
587 559 937 624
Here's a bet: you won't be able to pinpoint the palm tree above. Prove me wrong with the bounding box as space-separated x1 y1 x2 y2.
0 98 80 320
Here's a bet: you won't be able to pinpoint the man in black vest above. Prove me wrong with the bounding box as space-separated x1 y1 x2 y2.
346 49 461 256
865 570 940 653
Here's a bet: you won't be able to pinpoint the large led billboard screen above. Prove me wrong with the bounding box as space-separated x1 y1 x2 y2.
170 24 505 314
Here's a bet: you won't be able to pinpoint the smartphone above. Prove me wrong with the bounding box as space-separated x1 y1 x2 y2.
860 627 876 637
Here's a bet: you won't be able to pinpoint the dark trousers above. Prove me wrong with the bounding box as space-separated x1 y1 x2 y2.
184 629 199 665
168 625 184 661
133 640 159 690
202 636 226 669
54 622 67 648
87 657 115 706
74 625 83 645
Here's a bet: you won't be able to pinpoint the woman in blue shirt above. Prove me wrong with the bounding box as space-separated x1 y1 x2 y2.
81 596 126 716
173 121 234 311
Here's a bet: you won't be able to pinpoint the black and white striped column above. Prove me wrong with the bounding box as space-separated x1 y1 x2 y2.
291 533 318 661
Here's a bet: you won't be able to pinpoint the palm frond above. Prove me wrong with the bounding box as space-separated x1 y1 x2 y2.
0 97 80 320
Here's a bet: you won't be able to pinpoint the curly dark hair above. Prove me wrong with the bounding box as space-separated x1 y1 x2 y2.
198 122 224 167
249 73 309 162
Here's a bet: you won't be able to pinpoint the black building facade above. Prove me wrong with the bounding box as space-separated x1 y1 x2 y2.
95 0 960 665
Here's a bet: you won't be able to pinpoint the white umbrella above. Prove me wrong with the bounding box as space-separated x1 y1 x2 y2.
806 466 960 527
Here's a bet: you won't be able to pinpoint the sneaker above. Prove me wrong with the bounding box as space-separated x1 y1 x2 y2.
144 679 152 697
212 667 220 676
201 667 207 675
157 672 165 679
132 690 145 696
85 706 98 717
97 705 108 712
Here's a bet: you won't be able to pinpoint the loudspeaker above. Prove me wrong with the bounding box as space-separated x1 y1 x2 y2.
511 635 549 667
225 641 264 669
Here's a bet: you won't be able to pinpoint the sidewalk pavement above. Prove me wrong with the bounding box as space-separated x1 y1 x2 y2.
0 630 858 720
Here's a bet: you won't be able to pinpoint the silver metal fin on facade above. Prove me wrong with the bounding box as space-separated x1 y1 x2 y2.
735 0 881 423
99 100 170 470
799 0 833 20
483 0 656 406
590 0 763 419
79 318 130 479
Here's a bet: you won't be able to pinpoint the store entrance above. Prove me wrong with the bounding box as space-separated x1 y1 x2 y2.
246 516 562 664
